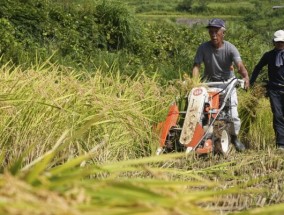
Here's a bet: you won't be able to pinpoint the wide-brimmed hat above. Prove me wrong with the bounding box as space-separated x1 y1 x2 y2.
206 18 226 29
273 30 284 42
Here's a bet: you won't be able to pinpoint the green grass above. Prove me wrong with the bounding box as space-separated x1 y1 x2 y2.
124 0 255 16
208 2 254 9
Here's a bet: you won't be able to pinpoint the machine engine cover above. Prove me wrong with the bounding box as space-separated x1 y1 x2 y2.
179 87 208 145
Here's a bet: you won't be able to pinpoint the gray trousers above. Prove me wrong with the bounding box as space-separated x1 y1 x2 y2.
215 84 240 136
229 88 241 136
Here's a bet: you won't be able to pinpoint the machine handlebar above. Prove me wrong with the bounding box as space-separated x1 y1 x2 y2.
202 78 245 89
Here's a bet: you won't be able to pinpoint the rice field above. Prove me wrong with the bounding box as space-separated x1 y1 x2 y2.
0 62 283 214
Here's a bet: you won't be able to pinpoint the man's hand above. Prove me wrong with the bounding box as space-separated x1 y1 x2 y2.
236 62 250 90
243 77 250 90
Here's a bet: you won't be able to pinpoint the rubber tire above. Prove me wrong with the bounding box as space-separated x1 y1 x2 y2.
213 121 231 156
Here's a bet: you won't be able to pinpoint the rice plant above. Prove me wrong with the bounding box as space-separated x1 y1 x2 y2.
0 63 283 215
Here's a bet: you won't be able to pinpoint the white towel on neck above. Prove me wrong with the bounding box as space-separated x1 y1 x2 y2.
276 49 284 67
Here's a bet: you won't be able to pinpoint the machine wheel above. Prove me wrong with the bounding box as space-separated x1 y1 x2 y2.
213 121 231 156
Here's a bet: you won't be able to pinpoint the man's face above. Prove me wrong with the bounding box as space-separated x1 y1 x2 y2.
274 41 284 50
208 27 224 48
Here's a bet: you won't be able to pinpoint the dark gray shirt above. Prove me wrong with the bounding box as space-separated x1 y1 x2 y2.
194 41 242 81
250 49 284 90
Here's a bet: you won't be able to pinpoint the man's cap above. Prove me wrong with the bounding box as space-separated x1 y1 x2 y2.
206 18 226 29
273 30 284 42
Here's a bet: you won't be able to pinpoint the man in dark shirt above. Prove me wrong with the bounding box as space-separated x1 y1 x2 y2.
250 30 284 150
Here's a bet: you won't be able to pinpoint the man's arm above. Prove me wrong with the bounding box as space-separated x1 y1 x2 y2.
250 68 261 87
236 61 250 89
192 63 201 80
250 54 267 86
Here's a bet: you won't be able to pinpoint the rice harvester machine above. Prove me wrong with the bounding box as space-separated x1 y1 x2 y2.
156 78 245 156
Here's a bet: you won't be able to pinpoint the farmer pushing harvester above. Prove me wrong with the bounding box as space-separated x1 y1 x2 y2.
156 18 250 155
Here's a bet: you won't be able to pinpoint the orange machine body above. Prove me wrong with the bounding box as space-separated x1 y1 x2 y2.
159 103 179 147
185 123 205 149
207 91 220 118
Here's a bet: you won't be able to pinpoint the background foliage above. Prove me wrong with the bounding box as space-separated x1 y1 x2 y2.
0 0 282 80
